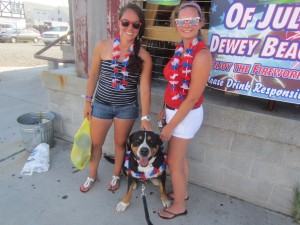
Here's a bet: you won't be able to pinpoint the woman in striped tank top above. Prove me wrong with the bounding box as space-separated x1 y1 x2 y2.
80 3 153 193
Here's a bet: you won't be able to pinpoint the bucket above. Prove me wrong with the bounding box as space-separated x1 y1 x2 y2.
17 112 55 151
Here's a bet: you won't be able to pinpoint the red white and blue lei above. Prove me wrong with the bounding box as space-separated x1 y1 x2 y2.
169 37 201 101
111 35 134 91
124 151 167 181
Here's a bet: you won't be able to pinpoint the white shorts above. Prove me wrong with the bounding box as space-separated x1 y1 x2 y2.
166 105 204 139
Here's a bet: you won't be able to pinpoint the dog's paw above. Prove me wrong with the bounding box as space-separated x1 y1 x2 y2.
150 178 159 186
162 199 171 208
116 201 130 212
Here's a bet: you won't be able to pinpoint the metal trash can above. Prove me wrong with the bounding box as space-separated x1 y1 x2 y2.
17 112 55 151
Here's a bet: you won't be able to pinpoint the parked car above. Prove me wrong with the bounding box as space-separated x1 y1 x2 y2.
0 23 15 33
0 28 41 43
41 25 70 45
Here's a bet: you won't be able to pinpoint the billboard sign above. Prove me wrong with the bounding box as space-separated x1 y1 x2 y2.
207 0 300 104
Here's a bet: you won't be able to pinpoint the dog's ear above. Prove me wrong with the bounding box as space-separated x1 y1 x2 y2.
155 133 163 147
127 132 136 150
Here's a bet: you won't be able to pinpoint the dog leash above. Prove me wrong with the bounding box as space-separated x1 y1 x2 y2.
103 153 115 164
141 183 153 225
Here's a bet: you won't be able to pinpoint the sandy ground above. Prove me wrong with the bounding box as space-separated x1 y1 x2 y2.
0 42 63 67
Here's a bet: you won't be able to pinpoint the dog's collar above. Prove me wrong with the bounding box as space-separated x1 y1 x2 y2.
124 151 167 181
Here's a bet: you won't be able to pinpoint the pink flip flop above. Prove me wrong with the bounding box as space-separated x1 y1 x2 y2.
108 175 120 191
80 177 97 192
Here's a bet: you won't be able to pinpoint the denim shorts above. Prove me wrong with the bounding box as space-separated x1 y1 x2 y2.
92 101 139 120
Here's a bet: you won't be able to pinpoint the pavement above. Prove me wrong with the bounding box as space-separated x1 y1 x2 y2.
0 66 295 225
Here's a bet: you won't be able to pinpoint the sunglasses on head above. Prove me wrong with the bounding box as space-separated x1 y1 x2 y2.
175 17 201 26
119 19 141 29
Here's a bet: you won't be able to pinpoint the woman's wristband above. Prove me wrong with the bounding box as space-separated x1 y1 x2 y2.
81 94 93 99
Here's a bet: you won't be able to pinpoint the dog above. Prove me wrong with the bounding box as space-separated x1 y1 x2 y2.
116 130 171 212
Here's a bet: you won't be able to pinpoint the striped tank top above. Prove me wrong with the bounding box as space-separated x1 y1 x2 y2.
94 60 140 105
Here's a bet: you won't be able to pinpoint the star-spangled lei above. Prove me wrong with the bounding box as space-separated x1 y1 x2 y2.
111 35 134 91
169 37 201 101
124 151 167 181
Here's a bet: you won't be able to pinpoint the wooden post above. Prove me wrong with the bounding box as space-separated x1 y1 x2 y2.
72 0 88 78
107 0 131 38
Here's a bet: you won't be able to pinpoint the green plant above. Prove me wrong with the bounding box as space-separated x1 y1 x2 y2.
292 185 300 224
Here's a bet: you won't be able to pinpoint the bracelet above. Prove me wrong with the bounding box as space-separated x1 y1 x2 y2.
85 95 93 99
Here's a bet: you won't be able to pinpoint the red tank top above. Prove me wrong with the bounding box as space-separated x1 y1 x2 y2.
163 39 207 109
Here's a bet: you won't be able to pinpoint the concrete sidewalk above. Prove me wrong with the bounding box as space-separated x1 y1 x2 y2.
0 66 295 225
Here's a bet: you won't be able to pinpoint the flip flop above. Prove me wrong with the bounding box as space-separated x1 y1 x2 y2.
80 177 98 192
167 192 189 201
108 175 120 191
158 209 188 219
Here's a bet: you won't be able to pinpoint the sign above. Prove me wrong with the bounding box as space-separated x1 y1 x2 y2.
207 0 300 104
146 0 180 6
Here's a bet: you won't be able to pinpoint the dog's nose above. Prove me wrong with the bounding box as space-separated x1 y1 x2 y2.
140 147 149 157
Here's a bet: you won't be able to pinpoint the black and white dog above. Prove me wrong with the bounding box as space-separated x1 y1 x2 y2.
116 130 171 211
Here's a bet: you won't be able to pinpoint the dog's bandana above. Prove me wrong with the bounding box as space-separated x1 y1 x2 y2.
124 151 167 181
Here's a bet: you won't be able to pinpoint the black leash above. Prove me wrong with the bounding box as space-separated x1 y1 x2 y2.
103 153 115 164
141 183 153 225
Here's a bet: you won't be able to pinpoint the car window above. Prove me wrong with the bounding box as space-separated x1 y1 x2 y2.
60 27 68 31
1 24 13 28
50 26 68 32
6 29 17 34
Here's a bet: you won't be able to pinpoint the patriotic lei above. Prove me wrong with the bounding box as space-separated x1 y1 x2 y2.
169 37 201 101
111 35 134 91
124 151 167 181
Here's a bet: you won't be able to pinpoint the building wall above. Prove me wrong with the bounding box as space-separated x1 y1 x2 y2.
23 2 69 26
0 1 25 29
0 1 24 18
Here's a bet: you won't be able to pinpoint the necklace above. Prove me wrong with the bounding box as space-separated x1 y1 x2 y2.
111 35 134 91
169 37 201 101
124 151 167 181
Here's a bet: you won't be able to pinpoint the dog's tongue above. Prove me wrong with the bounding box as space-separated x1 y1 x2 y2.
139 157 149 167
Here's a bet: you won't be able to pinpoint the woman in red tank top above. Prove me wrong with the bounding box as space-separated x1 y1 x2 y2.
158 1 212 219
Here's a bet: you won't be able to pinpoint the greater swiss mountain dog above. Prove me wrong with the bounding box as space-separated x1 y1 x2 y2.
116 130 171 212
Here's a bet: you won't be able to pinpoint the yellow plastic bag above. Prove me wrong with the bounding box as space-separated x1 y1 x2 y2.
70 118 91 170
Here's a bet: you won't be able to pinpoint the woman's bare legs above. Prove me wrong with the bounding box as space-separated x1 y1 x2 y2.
183 154 190 197
168 154 189 200
159 136 190 218
80 117 113 192
89 117 113 179
108 118 135 189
